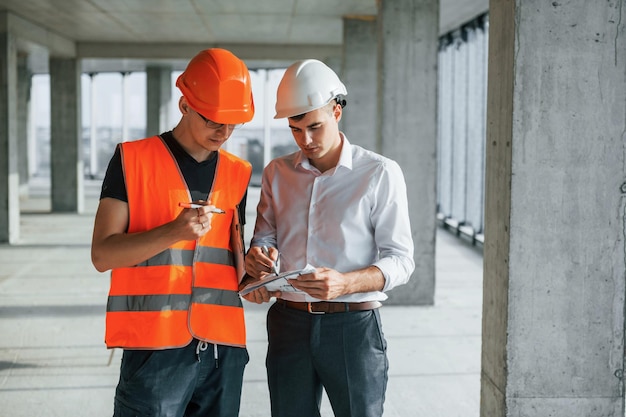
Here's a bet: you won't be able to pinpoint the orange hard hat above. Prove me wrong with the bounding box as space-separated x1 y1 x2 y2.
176 48 255 124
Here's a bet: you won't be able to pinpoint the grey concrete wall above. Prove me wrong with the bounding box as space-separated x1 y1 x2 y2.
378 0 439 305
0 31 20 243
146 65 172 137
480 1 514 413
341 16 378 153
50 57 83 213
481 0 626 415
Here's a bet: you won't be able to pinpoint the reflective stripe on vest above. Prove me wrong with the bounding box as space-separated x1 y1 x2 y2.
107 289 242 312
134 246 234 267
105 136 251 349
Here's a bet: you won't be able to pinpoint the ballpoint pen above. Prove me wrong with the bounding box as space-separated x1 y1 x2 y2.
261 245 279 275
178 202 225 214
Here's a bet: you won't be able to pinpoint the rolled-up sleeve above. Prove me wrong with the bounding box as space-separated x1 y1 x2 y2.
370 160 415 292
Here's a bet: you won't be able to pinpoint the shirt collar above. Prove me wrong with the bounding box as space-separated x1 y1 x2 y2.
294 132 353 173
336 133 353 171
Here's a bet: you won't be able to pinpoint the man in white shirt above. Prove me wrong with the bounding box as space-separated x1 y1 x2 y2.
242 59 415 417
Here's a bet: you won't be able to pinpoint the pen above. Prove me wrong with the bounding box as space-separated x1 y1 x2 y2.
178 202 225 214
262 245 279 275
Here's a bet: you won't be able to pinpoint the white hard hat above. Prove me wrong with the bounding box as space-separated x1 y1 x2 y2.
274 59 347 119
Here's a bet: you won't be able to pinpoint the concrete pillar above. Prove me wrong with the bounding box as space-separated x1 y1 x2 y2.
121 71 131 141
146 65 172 137
88 73 98 178
341 16 377 152
378 0 438 305
481 1 626 416
262 69 272 165
0 31 20 243
323 57 342 81
49 57 83 213
17 54 31 192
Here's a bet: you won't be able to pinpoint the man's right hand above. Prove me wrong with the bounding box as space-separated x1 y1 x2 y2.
245 246 278 278
242 247 282 303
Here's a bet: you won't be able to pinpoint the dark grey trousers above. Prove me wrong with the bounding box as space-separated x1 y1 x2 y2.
266 302 389 417
113 341 249 417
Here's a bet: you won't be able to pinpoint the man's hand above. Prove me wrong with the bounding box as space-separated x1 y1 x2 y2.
238 273 281 304
92 198 224 272
245 246 279 279
288 267 348 300
289 266 386 300
175 202 221 241
240 287 281 304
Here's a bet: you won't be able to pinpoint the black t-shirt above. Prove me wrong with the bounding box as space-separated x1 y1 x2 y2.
100 131 247 225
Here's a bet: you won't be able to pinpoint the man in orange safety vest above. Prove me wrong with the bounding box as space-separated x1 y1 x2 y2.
91 48 254 417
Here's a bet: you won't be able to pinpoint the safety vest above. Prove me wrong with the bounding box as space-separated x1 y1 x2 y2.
105 136 251 349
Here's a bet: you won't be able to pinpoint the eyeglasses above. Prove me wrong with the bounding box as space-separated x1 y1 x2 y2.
195 110 243 131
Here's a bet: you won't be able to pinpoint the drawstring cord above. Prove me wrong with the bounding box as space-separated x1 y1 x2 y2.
196 340 208 362
195 340 219 368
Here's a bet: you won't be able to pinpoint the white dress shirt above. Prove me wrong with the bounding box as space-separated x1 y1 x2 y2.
250 134 415 302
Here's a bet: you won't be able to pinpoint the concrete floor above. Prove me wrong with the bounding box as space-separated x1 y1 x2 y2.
0 179 483 416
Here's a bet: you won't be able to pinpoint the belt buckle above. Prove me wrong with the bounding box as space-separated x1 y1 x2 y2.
307 302 325 314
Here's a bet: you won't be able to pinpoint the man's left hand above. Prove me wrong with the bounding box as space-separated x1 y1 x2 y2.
289 267 348 300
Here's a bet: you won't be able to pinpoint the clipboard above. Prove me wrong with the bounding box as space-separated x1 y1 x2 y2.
239 265 316 296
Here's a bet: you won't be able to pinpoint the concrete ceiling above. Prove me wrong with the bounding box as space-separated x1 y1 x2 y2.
0 0 488 73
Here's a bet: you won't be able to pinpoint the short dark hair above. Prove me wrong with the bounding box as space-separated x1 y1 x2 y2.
288 98 345 122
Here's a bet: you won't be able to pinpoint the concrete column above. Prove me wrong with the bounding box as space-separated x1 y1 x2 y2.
121 71 130 141
341 16 377 152
17 54 31 192
0 31 20 243
481 1 626 416
378 0 438 305
88 73 98 178
323 57 342 80
146 65 172 137
49 57 83 213
262 69 272 166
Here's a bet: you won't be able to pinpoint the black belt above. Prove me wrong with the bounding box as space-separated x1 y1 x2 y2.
277 299 382 314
